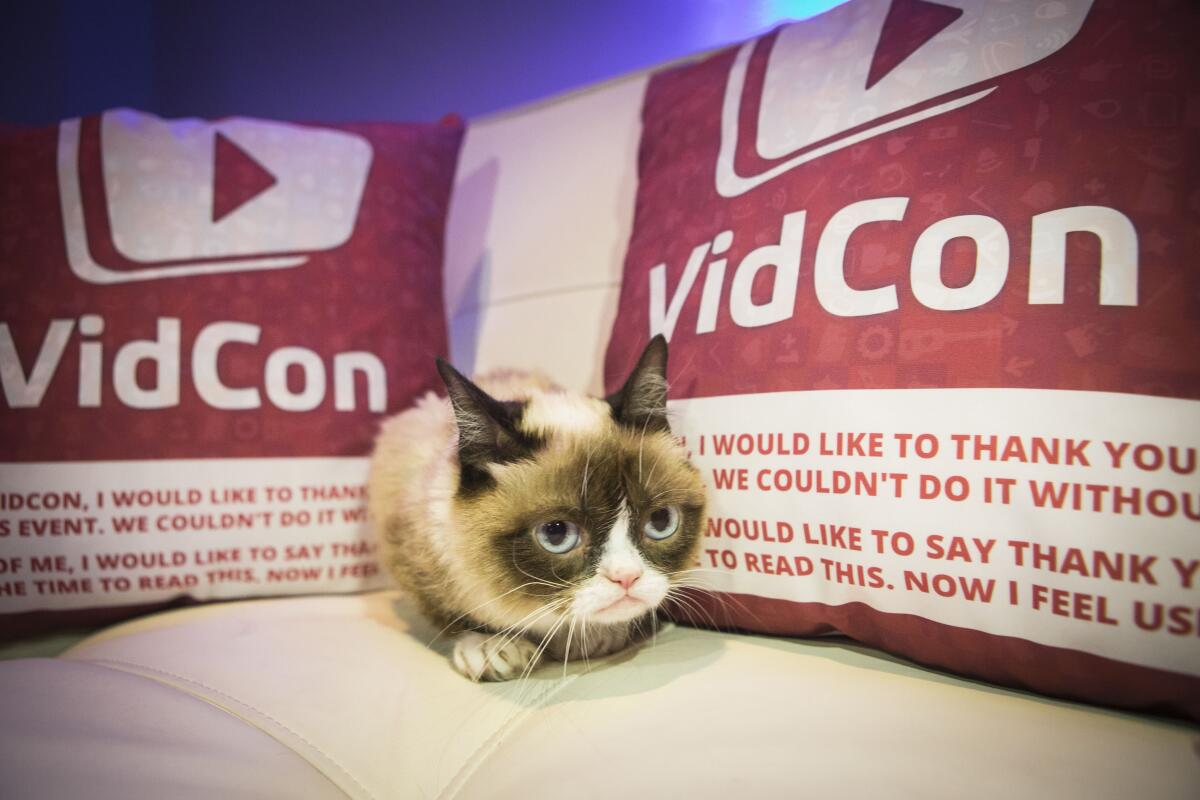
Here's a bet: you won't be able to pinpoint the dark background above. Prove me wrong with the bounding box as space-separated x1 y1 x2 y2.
1 0 840 124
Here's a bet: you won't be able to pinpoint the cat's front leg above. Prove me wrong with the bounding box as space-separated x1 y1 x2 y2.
451 631 540 682
554 620 634 661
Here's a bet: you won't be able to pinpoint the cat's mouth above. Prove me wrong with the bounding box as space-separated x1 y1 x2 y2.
588 594 650 622
601 595 643 612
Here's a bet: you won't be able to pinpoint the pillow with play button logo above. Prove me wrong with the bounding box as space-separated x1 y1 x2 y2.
607 0 1200 720
58 109 373 283
0 108 464 635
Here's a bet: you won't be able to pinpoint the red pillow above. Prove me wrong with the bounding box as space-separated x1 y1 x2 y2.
605 0 1200 719
0 109 463 636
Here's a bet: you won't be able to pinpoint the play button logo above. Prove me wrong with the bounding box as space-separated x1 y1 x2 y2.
212 132 278 223
865 0 963 90
58 109 374 284
715 0 1095 197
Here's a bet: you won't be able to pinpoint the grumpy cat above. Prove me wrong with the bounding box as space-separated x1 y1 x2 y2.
367 336 707 681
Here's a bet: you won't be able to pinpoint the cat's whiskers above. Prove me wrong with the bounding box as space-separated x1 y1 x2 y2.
666 566 718 586
577 622 595 673
663 569 722 624
631 612 655 651
580 444 594 506
663 586 722 631
706 590 764 627
643 487 678 508
644 447 666 489
638 368 684 487
482 597 570 657
371 337 706 685
486 596 567 641
487 607 571 693
562 615 578 680
670 566 758 601
427 580 566 647
513 613 570 703
509 544 573 590
637 411 653 482
663 571 767 629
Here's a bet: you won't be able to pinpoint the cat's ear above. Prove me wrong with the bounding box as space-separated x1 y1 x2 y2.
436 359 532 475
607 334 670 433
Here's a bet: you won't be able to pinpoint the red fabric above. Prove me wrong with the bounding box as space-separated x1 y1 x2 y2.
0 111 463 636
1 113 463 460
607 0 1200 720
671 591 1200 721
608 1 1199 400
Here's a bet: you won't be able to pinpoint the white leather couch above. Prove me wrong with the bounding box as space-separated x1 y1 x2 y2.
2 60 1198 800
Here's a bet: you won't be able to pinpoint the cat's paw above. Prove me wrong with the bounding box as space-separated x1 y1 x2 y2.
452 631 540 682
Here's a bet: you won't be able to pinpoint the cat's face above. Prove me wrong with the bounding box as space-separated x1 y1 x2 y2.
440 337 706 630
457 411 706 625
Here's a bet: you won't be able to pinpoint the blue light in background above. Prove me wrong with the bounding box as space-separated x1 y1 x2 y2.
760 0 849 24
689 0 849 56
2 0 857 125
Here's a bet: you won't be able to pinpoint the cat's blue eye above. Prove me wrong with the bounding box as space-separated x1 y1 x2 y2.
534 520 581 554
643 506 680 540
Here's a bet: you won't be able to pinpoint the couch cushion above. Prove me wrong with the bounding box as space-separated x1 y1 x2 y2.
443 73 644 392
0 657 346 799
36 591 1200 799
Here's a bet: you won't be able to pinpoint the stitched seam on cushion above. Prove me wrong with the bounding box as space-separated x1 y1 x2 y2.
451 280 620 316
85 657 369 800
437 674 580 800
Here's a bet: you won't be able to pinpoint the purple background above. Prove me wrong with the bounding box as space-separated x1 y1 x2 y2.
2 0 842 124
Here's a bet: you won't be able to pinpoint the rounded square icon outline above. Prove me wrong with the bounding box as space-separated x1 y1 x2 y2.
57 112 373 284
715 0 1095 198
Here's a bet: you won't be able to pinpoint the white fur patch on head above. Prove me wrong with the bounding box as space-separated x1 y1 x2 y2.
571 504 670 623
598 505 641 585
522 391 610 438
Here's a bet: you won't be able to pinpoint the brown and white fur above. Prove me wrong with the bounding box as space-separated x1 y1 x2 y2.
367 336 706 681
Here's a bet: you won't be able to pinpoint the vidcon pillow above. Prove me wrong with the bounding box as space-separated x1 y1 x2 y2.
605 0 1200 718
0 109 463 636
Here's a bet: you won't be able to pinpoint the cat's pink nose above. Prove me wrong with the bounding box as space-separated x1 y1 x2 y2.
604 567 642 590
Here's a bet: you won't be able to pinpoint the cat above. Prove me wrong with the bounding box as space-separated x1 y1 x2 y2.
367 335 707 681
